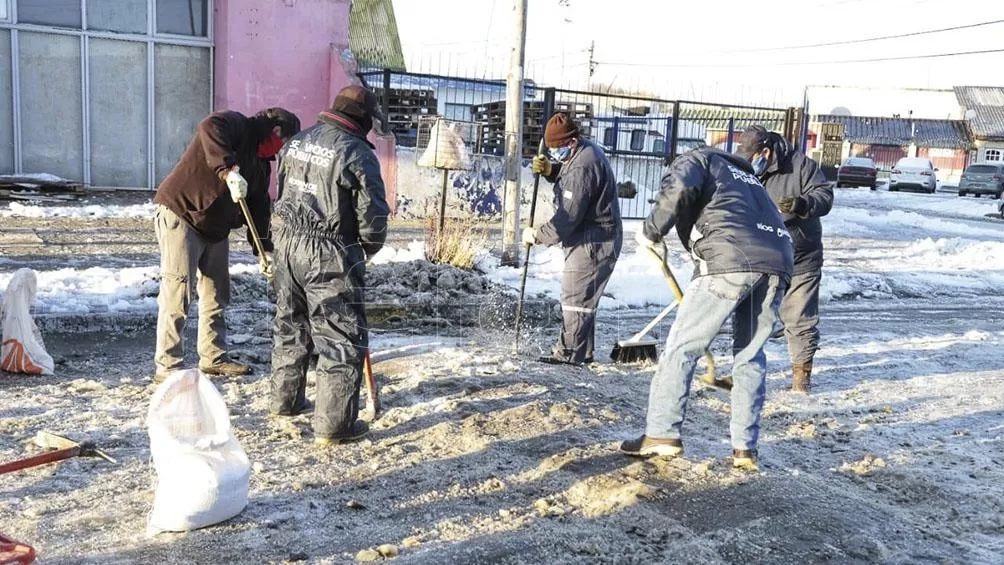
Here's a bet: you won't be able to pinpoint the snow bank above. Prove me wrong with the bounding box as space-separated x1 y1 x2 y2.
0 201 156 219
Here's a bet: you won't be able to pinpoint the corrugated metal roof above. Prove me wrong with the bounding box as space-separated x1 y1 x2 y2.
813 114 971 149
954 86 1004 140
349 0 406 71
678 106 787 131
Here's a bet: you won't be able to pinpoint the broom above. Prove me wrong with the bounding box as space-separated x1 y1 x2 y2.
645 243 730 391
610 299 679 363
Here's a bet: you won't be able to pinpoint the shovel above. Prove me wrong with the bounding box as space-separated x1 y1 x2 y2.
233 166 274 280
0 431 116 476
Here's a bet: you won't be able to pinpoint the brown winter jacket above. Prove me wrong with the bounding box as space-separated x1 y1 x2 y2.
154 111 271 243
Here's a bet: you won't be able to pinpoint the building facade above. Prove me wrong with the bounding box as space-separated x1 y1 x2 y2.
0 0 365 191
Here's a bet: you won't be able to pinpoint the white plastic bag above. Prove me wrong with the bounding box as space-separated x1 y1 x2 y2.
146 369 250 534
1 268 54 375
419 118 471 170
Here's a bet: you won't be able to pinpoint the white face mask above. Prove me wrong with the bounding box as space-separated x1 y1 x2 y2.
549 144 572 162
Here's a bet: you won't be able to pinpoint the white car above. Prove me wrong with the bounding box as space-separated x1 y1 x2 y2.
889 157 938 194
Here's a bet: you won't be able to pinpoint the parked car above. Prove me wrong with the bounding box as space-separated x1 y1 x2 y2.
836 157 878 189
889 157 937 194
957 163 1004 199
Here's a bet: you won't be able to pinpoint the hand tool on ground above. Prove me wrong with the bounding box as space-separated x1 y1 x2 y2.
645 242 732 391
0 431 116 476
233 165 273 279
610 299 679 364
513 138 547 354
362 349 381 421
0 531 35 565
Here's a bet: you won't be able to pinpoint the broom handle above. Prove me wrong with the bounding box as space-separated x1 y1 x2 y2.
513 139 547 353
646 244 717 377
626 300 678 343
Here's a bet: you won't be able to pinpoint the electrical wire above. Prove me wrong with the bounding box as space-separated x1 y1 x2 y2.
595 47 1004 69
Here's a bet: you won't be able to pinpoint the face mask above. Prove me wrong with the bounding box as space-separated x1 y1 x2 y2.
751 154 768 176
549 145 572 162
257 131 285 159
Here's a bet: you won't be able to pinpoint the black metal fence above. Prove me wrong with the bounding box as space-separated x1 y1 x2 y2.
359 69 804 219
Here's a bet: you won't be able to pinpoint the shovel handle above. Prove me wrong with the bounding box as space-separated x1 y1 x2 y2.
0 446 80 475
363 350 380 417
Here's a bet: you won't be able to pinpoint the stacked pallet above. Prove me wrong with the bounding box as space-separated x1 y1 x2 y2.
0 174 86 201
373 88 438 147
471 100 594 157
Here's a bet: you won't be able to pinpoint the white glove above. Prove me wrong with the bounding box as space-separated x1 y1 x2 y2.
521 227 537 246
226 168 248 202
635 227 661 251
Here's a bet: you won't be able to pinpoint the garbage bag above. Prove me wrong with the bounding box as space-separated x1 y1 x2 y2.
419 118 471 170
146 369 250 534
1 268 54 376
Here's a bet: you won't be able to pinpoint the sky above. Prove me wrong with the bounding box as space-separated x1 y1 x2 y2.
391 0 1004 107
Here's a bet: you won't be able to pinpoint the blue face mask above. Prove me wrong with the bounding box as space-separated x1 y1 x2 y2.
549 145 572 162
751 154 768 176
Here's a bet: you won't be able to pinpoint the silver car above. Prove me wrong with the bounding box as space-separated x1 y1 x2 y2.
889 157 937 194
958 163 1004 198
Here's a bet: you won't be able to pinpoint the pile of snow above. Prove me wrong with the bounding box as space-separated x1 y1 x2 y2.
838 187 1000 220
0 201 156 219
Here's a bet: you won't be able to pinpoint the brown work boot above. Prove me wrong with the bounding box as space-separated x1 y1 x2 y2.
619 435 684 458
791 362 812 394
314 420 370 447
200 360 251 377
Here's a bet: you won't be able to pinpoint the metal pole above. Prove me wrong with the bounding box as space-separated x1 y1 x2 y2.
438 168 449 232
668 101 681 165
501 0 528 267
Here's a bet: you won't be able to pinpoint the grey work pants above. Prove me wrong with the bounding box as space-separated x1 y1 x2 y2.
154 205 230 373
553 237 622 363
778 270 821 365
269 233 367 438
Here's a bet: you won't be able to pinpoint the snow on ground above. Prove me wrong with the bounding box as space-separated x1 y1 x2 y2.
3 185 1004 562
0 200 156 219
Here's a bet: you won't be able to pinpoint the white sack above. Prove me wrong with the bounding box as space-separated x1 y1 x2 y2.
146 369 250 534
1 268 54 375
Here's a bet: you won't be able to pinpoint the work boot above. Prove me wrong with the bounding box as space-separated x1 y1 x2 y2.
732 449 759 472
791 362 812 394
200 360 251 377
619 435 684 458
314 420 370 447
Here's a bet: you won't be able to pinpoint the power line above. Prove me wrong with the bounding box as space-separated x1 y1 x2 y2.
738 18 1004 53
595 47 1004 69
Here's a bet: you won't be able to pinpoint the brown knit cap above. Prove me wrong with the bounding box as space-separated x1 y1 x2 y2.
544 112 580 148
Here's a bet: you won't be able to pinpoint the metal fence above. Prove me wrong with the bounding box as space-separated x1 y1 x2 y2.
359 69 802 219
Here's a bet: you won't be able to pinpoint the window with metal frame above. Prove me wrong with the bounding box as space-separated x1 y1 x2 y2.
629 129 645 152
602 128 615 148
18 0 82 27
157 0 209 37
653 139 665 154
0 0 8 21
985 148 1002 162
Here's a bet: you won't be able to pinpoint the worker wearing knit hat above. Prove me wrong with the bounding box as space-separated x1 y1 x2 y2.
522 111 623 366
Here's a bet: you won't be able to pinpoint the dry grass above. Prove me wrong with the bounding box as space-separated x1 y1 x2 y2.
424 217 490 270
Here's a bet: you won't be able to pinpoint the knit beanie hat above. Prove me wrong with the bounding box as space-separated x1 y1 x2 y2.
544 112 580 148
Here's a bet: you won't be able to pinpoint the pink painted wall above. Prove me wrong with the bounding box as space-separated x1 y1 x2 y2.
213 0 397 212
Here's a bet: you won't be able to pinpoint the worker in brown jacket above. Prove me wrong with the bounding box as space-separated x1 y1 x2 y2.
153 107 300 382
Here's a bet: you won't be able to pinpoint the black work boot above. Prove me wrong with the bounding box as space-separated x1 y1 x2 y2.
791 362 812 394
271 398 314 417
619 435 684 457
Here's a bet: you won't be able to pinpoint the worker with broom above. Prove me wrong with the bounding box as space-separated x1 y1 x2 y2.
622 146 793 471
153 107 300 383
268 85 390 446
521 111 623 366
737 126 832 394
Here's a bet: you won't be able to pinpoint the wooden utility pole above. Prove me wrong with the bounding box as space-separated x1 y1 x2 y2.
501 0 528 266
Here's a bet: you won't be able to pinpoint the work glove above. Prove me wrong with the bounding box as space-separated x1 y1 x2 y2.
634 227 661 252
530 154 552 176
521 227 537 246
226 168 248 203
778 196 808 216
